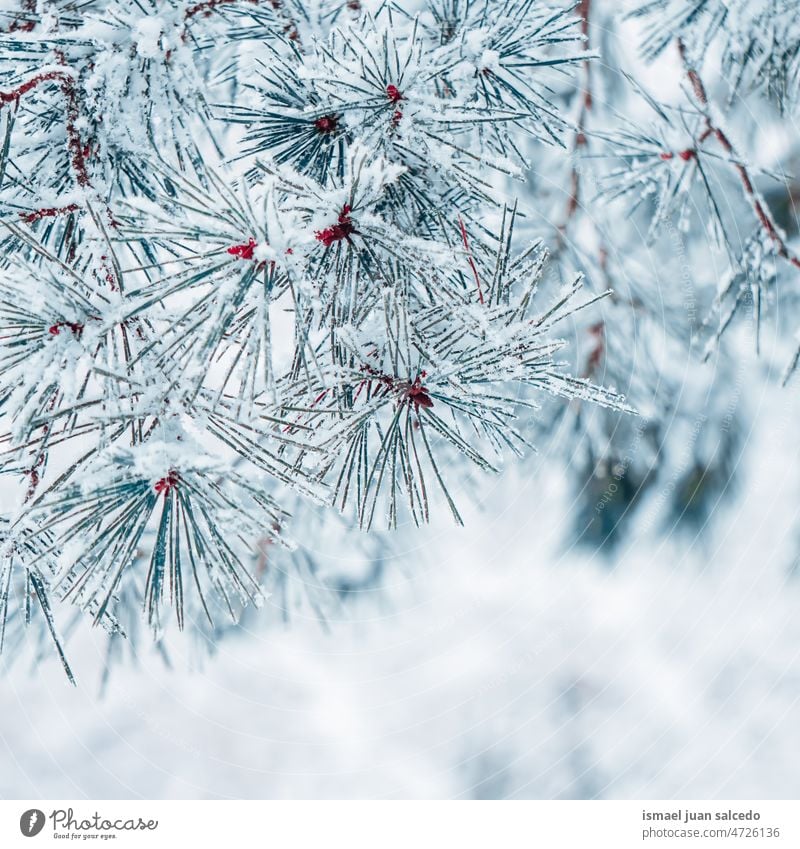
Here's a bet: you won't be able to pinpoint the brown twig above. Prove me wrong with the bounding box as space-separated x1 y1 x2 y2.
184 0 299 42
563 0 592 225
458 215 484 305
677 39 800 270
0 68 92 188
19 204 80 224
0 70 72 103
184 0 255 19
1 59 130 299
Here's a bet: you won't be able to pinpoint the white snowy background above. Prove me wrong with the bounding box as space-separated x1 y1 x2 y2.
2 344 799 799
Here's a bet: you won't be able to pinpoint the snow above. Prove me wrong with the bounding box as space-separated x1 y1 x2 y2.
2 372 799 798
132 18 165 61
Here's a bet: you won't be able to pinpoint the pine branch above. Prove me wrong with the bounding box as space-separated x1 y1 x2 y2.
677 38 800 271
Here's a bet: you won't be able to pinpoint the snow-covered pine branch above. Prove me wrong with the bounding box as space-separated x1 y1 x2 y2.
0 0 624 680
